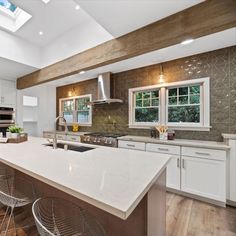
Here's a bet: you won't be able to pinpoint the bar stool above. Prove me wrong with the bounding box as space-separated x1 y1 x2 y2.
32 197 107 236
0 168 35 235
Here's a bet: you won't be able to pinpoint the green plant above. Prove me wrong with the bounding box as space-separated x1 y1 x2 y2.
7 126 23 133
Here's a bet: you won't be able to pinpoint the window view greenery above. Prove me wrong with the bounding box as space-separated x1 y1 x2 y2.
61 95 91 125
134 90 159 123
63 99 74 123
76 97 90 123
168 85 200 123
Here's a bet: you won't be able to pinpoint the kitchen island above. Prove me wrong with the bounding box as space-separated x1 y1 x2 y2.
0 137 170 236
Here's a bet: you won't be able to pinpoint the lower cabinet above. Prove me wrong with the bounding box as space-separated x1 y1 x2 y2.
126 141 227 203
181 155 226 202
166 155 181 190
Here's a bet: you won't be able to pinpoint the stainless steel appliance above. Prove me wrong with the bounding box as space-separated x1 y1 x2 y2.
81 133 124 147
86 72 123 105
0 107 15 136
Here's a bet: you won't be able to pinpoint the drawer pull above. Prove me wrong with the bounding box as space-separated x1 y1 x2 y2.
70 137 76 141
195 152 210 156
177 158 180 168
182 159 185 169
158 148 169 151
127 144 135 147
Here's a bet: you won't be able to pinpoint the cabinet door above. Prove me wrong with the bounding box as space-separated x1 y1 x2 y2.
0 80 16 106
181 156 226 202
166 155 181 190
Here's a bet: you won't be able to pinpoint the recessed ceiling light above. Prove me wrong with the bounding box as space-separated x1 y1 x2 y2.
75 5 80 10
41 0 51 3
39 31 43 36
79 70 85 74
181 39 194 45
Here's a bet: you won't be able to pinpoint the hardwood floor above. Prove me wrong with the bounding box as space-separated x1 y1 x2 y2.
166 192 236 236
0 193 236 235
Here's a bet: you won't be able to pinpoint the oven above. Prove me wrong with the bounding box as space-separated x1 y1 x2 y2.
0 107 15 136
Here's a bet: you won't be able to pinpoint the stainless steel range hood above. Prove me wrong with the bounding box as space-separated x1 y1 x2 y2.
88 72 123 105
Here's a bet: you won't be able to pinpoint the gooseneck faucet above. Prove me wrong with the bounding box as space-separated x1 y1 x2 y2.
53 115 68 149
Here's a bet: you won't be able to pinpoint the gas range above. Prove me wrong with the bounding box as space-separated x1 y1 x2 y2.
81 133 125 147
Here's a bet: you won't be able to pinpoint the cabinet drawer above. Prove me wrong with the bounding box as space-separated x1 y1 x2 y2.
56 134 66 140
43 132 54 139
67 135 80 142
146 143 180 155
118 140 145 151
182 147 226 161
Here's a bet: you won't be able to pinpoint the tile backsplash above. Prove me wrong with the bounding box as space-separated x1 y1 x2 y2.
57 46 236 141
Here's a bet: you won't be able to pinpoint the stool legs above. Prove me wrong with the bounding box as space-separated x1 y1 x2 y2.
0 204 17 236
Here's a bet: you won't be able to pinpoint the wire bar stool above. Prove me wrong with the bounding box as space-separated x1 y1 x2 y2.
0 168 36 235
32 197 107 236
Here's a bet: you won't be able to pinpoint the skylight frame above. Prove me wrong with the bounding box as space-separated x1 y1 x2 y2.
0 0 32 32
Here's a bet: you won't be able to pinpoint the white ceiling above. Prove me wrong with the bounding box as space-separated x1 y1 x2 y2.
76 0 203 37
11 0 93 46
0 57 38 81
51 28 236 88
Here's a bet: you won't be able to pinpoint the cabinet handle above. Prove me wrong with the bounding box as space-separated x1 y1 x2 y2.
158 148 169 151
195 152 210 156
182 159 185 169
177 158 180 168
127 144 135 147
71 137 76 141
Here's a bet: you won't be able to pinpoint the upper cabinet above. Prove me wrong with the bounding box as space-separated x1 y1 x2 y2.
0 80 16 107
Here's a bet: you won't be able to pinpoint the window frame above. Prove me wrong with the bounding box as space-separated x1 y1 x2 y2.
129 77 210 131
59 94 92 127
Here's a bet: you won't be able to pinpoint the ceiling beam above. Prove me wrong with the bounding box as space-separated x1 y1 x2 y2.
17 0 236 89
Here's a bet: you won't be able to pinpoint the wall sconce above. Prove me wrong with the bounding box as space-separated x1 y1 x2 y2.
159 64 165 83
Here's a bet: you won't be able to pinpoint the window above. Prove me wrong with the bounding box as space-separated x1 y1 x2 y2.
134 90 159 123
129 77 210 131
59 95 92 126
0 0 17 13
0 0 31 32
167 85 200 124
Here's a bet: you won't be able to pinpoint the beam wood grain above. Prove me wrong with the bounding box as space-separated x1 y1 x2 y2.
17 0 236 89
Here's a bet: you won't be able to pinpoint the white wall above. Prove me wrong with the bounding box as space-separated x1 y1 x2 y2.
41 20 113 67
17 83 56 137
0 30 41 68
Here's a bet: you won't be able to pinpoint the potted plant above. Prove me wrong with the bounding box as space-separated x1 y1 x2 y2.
7 126 23 139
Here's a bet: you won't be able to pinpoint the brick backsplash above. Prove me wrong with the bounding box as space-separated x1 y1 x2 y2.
57 46 236 141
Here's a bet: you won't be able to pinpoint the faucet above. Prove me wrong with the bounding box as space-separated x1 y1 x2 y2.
53 115 68 149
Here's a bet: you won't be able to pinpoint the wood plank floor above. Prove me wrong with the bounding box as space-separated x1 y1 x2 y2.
0 193 236 235
167 192 236 236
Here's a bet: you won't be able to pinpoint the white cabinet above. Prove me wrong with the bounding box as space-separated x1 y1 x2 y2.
166 155 181 190
146 143 181 190
122 140 227 204
181 156 226 202
118 140 146 151
0 80 16 107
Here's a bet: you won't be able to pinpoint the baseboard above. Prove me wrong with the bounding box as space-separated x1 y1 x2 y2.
167 188 226 207
226 200 236 208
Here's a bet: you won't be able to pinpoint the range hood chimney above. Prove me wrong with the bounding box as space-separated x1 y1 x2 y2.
88 72 123 105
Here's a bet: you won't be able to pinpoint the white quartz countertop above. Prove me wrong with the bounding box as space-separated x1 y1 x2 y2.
118 135 230 150
0 137 170 220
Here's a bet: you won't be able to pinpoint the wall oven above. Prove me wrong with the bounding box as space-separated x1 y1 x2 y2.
0 107 15 136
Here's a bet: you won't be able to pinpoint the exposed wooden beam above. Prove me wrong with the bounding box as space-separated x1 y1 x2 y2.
17 0 236 89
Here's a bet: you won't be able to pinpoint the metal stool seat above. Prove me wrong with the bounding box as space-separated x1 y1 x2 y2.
0 168 35 235
32 197 107 236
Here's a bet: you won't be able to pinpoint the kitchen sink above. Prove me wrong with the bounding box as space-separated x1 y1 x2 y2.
43 143 95 152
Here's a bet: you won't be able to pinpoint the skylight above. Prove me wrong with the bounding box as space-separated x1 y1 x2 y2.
0 0 17 13
0 0 32 32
